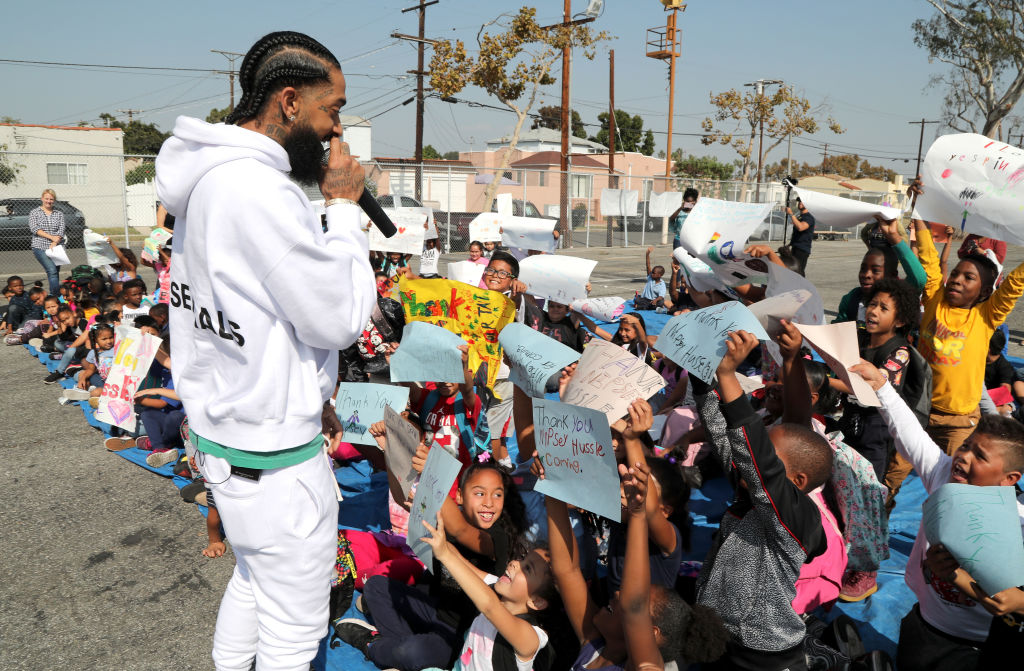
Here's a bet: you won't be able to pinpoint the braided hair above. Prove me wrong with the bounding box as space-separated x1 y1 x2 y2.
225 31 340 125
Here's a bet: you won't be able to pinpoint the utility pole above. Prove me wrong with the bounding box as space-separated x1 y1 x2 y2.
822 143 829 172
117 109 142 124
743 78 782 202
646 2 686 242
607 49 616 247
908 118 940 177
394 0 439 202
211 49 244 109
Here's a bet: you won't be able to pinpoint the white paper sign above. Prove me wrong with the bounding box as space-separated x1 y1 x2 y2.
600 189 639 217
794 187 902 228
84 229 119 267
749 290 817 338
649 191 683 217
94 326 162 431
45 245 71 266
765 264 825 327
570 296 627 322
679 197 774 286
469 212 504 243
562 340 666 424
368 209 428 255
519 255 597 303
672 248 740 300
916 133 1024 243
502 216 557 252
496 193 513 217
794 321 879 407
447 261 485 287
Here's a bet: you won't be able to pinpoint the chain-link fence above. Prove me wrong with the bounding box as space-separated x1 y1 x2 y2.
0 151 154 281
0 150 909 282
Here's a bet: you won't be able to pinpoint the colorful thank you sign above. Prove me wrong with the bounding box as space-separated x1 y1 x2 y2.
397 277 517 389
95 325 162 431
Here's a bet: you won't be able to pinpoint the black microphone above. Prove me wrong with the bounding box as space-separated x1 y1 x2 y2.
322 144 397 238
357 190 398 238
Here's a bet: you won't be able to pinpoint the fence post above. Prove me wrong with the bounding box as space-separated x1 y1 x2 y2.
446 164 452 253
120 154 131 246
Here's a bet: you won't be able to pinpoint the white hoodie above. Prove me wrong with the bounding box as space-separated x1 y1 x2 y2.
156 116 374 451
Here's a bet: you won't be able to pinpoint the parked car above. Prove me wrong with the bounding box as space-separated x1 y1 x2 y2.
0 198 86 249
375 194 424 209
488 198 556 221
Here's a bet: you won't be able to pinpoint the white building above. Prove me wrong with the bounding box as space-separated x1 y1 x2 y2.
485 126 607 154
340 115 371 162
0 123 126 230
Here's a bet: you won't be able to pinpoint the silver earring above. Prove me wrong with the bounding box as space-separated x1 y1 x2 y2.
288 115 296 121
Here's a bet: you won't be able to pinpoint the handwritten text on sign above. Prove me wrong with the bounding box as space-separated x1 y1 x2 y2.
408 445 463 569
561 340 665 424
657 302 770 383
399 277 517 389
498 323 581 398
533 398 620 522
94 325 162 431
923 483 1024 595
335 383 411 445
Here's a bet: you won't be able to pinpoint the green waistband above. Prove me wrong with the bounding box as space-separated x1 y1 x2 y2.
190 431 324 469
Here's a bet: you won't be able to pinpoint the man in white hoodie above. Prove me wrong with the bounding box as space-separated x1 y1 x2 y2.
155 31 375 671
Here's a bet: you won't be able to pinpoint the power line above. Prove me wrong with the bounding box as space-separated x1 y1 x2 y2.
0 57 410 79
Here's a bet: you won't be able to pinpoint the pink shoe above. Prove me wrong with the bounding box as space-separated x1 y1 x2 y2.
839 570 878 602
136 436 152 451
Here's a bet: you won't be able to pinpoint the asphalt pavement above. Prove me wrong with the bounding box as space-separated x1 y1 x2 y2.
3 238 1024 670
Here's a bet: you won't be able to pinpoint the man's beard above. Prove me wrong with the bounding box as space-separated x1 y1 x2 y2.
284 122 325 186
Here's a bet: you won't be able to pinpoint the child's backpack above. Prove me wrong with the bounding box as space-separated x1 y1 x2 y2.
874 338 932 427
420 387 491 459
71 264 102 284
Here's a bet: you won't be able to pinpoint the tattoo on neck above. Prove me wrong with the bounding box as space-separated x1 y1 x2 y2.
318 105 332 114
265 123 286 141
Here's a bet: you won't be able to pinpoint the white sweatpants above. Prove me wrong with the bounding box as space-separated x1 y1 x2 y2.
198 449 338 671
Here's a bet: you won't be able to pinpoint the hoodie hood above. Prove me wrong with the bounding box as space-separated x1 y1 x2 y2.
156 116 291 217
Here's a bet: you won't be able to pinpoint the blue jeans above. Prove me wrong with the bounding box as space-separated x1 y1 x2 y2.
362 575 461 671
32 247 60 295
56 345 79 373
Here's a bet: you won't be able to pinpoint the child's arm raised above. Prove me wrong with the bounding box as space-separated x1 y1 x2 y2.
849 361 949 488
645 246 654 277
572 311 613 342
545 493 600 645
980 256 1024 327
717 332 826 558
777 320 812 427
458 344 474 401
421 515 542 662
875 215 927 290
619 461 664 671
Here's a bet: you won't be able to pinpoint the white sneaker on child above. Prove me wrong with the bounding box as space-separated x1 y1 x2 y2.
62 387 92 401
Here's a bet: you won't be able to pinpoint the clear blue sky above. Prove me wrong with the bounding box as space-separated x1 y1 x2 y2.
2 0 949 175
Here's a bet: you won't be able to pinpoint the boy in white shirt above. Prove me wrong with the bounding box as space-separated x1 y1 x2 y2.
851 361 1024 671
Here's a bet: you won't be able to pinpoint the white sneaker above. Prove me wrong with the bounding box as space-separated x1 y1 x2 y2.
28 338 43 348
62 387 92 401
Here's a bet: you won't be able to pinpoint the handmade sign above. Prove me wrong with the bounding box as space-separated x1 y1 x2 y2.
765 264 825 327
679 198 773 286
84 229 119 267
140 227 173 263
672 248 740 300
533 398 619 522
369 209 427 255
501 216 557 252
397 277 517 389
469 212 504 243
383 404 422 502
44 245 70 266
923 483 1024 595
749 290 817 338
648 191 683 218
334 383 411 446
402 206 437 240
916 133 1024 244
793 187 902 228
518 255 597 304
794 321 879 407
499 323 581 398
408 445 463 568
600 188 639 217
389 321 467 384
94 325 162 431
447 261 486 287
657 302 771 383
561 340 665 424
570 296 627 322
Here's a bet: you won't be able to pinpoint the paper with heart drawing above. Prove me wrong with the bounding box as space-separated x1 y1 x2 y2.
369 209 428 255
94 325 163 431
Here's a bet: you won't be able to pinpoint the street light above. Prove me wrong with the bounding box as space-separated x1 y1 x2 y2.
744 78 783 202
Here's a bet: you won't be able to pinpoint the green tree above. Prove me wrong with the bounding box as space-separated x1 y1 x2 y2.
1 116 21 124
97 113 171 155
430 6 610 210
673 153 735 180
442 150 461 160
701 87 843 189
532 105 586 138
205 104 234 124
0 144 24 185
125 162 156 185
913 1 1024 137
422 144 442 159
764 154 897 182
590 110 655 155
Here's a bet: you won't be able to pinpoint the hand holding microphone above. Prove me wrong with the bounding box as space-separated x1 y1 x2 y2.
320 136 397 237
